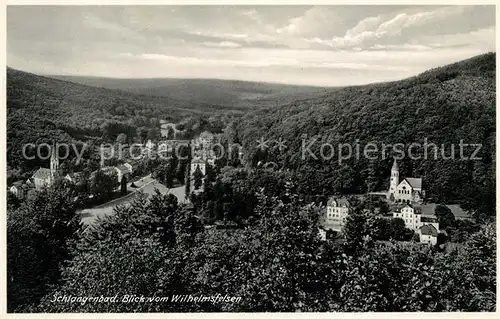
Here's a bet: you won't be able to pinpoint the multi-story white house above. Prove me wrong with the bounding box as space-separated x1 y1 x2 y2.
393 203 440 244
325 196 351 227
393 204 440 231
393 204 421 231
388 159 424 204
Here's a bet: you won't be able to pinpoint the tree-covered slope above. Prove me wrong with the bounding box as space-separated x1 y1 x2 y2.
7 68 244 127
47 75 332 109
238 53 496 218
6 68 242 173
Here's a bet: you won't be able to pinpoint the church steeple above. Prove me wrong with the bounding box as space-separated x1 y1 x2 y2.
389 158 399 195
391 158 399 171
50 142 59 181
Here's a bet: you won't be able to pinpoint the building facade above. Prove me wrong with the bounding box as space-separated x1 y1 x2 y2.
190 158 206 177
392 204 422 231
393 204 440 231
114 164 132 183
388 159 424 204
325 196 351 227
419 224 439 245
33 145 59 190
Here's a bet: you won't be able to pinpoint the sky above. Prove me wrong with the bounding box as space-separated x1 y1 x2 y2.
7 5 496 86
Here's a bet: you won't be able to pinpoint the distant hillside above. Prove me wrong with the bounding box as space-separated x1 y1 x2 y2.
47 76 333 109
7 68 247 121
238 53 496 217
6 68 245 173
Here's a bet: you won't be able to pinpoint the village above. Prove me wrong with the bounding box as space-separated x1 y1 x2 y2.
321 159 472 245
8 129 221 225
11 137 472 246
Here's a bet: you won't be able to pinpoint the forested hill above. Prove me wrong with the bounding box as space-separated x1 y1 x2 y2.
6 68 243 174
47 75 332 109
238 52 496 218
7 67 246 124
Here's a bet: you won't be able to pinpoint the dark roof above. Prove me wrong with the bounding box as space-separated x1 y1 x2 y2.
447 204 471 219
66 172 84 183
116 164 131 174
420 224 438 237
33 168 52 180
94 167 118 178
416 203 470 219
415 204 436 216
421 216 438 223
327 196 351 207
10 182 31 191
405 177 422 189
12 180 24 187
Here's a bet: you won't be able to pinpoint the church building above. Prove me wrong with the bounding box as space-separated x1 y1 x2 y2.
388 159 424 204
32 145 59 190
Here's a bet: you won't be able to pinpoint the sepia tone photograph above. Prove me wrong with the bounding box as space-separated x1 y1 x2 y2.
4 3 497 313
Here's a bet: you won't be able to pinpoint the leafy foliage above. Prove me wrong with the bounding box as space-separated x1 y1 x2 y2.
7 181 80 312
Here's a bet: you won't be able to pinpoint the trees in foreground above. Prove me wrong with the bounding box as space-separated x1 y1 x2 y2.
8 189 492 312
7 182 496 312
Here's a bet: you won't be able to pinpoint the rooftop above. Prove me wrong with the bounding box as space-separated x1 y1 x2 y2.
66 172 85 183
421 216 438 223
33 167 52 180
405 177 422 189
415 203 471 219
420 224 438 237
12 180 24 187
327 196 351 207
116 164 131 174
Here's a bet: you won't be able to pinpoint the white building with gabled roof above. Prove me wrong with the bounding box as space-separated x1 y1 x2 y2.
419 224 439 245
325 196 352 227
32 144 59 190
388 159 424 204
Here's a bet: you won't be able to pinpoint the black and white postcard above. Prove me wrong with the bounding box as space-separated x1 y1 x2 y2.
3 2 497 314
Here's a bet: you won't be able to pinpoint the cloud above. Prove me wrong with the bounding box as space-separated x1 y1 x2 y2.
308 6 493 50
6 5 496 86
203 41 242 48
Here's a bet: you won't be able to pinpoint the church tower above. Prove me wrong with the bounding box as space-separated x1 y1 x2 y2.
389 158 399 195
50 143 59 182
